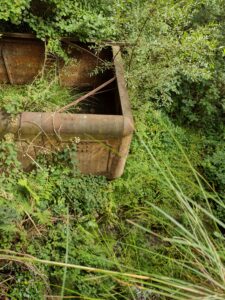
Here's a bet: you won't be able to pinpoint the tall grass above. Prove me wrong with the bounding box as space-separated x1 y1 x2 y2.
0 132 225 299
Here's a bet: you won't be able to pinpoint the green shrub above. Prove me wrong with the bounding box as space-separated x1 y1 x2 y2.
0 0 119 41
125 0 225 131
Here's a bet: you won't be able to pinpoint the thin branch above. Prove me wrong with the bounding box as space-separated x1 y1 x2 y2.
57 76 116 113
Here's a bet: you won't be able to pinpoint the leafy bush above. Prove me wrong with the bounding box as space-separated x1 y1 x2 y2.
0 0 119 41
125 0 225 131
202 139 225 194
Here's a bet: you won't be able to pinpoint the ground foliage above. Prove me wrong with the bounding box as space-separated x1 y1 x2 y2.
0 112 205 299
0 78 74 115
0 0 224 299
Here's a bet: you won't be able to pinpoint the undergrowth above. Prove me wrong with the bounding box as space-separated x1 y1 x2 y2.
0 104 216 299
0 64 82 114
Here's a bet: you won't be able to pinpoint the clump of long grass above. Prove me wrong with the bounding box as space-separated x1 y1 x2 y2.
132 135 225 299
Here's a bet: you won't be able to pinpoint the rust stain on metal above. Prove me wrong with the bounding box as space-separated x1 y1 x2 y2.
0 38 45 84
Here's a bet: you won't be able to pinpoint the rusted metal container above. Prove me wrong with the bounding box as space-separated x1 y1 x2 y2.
0 33 134 179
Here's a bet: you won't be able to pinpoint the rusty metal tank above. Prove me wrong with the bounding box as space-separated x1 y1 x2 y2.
0 33 134 179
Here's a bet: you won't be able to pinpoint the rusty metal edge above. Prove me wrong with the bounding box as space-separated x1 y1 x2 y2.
1 33 37 39
5 113 133 139
108 46 134 179
112 46 134 122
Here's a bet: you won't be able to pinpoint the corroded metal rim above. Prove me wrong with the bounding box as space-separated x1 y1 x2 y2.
1 32 37 39
7 113 133 139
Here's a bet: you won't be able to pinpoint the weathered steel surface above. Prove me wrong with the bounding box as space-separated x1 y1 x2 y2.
0 34 102 87
109 46 134 178
18 112 132 139
0 38 45 84
0 34 134 179
59 47 100 88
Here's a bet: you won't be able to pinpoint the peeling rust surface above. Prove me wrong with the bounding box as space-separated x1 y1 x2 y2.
59 50 100 88
0 38 45 84
0 35 103 87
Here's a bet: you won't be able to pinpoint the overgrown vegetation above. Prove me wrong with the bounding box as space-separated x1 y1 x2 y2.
0 0 225 299
0 78 74 114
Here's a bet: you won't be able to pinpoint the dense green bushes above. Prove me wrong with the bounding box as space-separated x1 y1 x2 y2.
0 0 118 41
127 1 224 128
124 0 225 202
